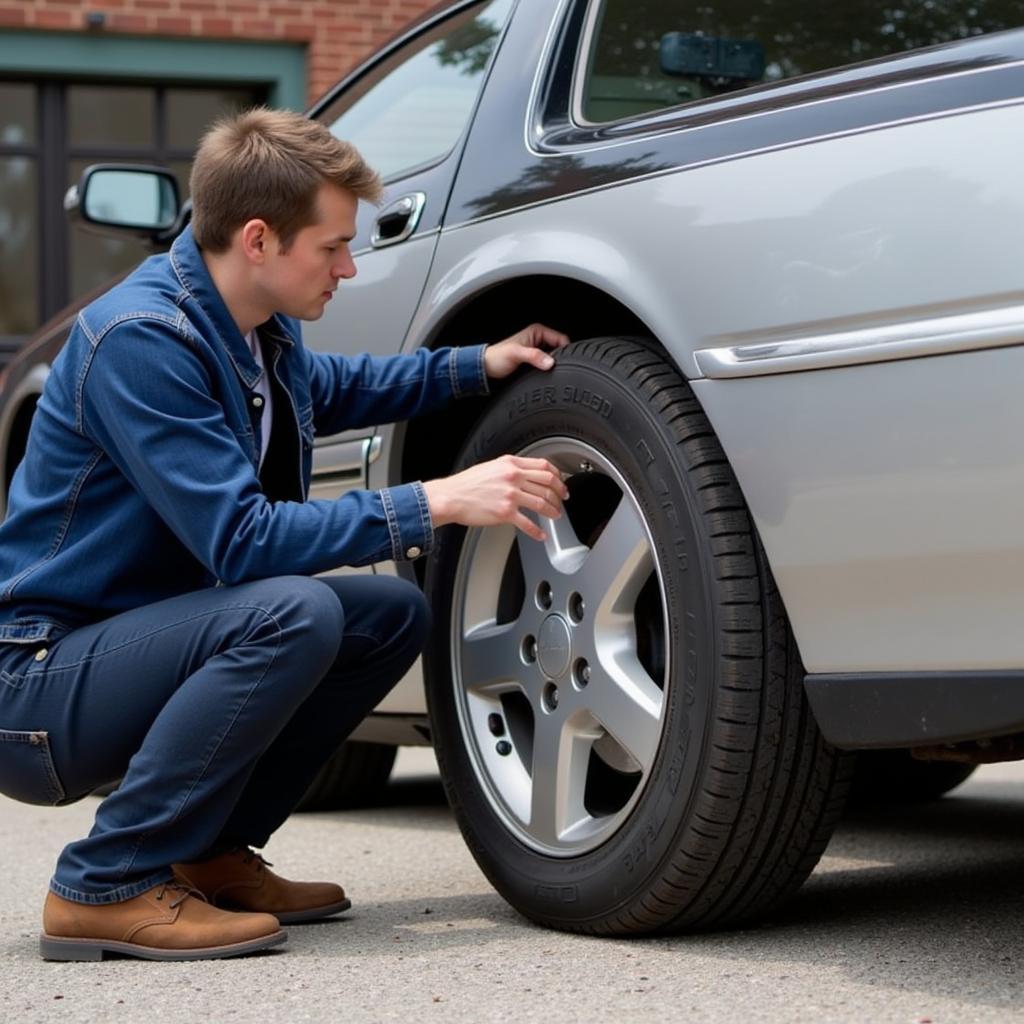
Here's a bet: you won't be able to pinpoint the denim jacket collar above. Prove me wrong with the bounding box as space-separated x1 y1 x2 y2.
169 227 293 391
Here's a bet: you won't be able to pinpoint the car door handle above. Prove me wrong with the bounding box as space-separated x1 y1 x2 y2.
370 192 426 248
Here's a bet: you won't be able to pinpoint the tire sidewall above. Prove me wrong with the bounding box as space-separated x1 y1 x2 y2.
426 351 724 927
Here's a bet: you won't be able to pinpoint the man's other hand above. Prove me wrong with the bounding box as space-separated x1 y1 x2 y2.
423 455 568 542
483 323 570 379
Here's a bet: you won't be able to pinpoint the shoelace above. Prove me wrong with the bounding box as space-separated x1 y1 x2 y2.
154 882 207 909
236 847 273 871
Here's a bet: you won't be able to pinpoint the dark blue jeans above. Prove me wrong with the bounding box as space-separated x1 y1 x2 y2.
0 574 428 903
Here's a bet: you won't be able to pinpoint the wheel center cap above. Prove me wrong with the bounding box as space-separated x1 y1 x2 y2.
537 614 572 679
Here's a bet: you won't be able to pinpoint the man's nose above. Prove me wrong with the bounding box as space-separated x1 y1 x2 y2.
333 253 357 280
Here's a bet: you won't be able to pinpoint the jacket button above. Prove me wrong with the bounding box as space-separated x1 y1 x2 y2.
34 648 48 662
253 396 264 408
406 546 422 559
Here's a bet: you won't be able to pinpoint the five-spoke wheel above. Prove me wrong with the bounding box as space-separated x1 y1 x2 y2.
452 439 667 855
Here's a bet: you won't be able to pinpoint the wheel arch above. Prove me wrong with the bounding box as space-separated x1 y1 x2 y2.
396 274 658 553
390 276 810 672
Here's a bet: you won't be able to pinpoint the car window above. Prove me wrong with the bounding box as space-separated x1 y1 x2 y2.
323 0 513 182
578 0 1023 124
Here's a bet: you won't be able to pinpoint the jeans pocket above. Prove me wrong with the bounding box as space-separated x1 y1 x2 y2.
0 728 66 806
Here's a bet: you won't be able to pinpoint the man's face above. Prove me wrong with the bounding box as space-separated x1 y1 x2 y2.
259 183 359 321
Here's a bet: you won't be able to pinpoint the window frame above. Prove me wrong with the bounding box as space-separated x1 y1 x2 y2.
568 0 1024 130
314 0 515 188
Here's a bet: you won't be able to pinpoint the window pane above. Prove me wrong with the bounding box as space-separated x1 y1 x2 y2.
0 157 38 334
68 158 149 300
325 0 513 180
68 86 155 148
0 83 36 146
166 87 263 150
581 0 1024 123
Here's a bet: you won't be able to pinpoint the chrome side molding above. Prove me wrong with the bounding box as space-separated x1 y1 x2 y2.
695 302 1024 378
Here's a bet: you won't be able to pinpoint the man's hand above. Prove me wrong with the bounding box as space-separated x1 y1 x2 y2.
423 455 568 542
483 323 570 380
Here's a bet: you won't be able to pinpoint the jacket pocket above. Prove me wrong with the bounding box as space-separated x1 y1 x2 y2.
0 729 66 805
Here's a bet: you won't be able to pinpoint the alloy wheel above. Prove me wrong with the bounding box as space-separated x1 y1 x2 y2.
451 437 669 856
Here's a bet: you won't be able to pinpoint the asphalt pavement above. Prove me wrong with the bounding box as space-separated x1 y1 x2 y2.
1 749 1022 1024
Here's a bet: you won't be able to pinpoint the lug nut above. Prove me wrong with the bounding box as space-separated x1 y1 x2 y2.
488 713 505 737
542 682 559 712
574 659 590 689
522 635 537 663
496 740 512 756
536 581 553 611
568 592 585 623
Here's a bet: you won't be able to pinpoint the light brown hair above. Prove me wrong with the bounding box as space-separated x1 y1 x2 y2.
190 106 383 253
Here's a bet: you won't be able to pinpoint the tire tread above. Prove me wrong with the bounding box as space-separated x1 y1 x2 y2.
554 337 850 935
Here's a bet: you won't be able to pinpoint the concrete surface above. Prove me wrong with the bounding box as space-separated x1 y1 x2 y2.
1 749 1022 1023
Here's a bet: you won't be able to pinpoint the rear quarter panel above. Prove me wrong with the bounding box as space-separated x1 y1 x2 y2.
414 21 1024 673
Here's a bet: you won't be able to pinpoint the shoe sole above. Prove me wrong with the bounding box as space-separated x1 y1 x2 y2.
39 928 287 962
273 897 352 924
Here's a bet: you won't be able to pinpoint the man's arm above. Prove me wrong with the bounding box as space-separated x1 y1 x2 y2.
81 322 433 581
304 323 570 436
305 322 572 542
83 322 570 582
304 344 488 438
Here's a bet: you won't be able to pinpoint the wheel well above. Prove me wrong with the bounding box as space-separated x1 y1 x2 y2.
399 274 654 495
5 395 38 494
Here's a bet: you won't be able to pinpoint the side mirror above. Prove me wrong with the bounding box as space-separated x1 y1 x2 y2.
64 165 180 238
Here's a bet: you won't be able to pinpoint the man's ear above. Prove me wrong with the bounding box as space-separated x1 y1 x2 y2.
240 219 271 263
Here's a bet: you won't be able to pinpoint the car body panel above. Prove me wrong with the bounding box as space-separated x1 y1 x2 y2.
694 343 1024 674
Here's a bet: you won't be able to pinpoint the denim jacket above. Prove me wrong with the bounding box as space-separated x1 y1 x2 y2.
0 225 488 644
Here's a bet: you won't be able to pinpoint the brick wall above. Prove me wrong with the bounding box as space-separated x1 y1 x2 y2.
0 0 437 102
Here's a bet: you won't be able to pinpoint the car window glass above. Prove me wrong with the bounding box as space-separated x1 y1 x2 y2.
323 0 513 182
579 0 1023 124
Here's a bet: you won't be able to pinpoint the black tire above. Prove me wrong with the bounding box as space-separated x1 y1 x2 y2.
849 750 977 805
424 337 853 935
294 740 398 812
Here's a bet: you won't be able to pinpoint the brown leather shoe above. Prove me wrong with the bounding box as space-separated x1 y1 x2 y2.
40 882 286 961
173 848 351 924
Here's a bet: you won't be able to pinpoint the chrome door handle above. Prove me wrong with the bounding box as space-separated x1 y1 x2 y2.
370 192 426 248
